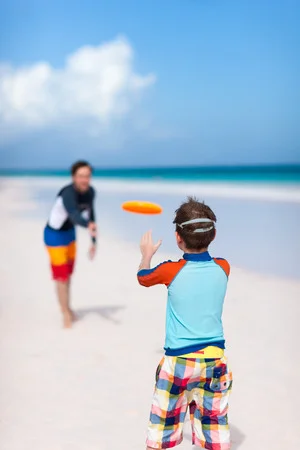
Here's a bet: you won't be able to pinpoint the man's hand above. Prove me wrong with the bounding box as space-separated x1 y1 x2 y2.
88 244 97 260
88 221 97 238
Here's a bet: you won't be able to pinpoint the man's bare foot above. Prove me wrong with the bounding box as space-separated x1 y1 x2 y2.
63 311 72 329
69 309 77 322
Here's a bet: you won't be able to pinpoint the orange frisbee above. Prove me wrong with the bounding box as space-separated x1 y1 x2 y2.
122 200 163 215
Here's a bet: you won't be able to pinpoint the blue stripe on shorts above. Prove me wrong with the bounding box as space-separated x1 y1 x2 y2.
44 226 76 247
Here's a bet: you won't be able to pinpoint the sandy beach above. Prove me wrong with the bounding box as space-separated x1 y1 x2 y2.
1 178 300 450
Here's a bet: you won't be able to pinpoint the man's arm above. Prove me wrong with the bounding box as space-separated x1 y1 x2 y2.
89 188 97 245
90 189 96 222
62 187 90 227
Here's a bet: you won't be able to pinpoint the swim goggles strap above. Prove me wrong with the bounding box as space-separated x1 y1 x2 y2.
178 218 215 233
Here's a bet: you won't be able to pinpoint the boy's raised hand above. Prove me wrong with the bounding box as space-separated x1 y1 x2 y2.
140 230 162 258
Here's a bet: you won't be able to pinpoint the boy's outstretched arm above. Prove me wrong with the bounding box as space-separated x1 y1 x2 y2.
137 231 186 288
138 230 162 271
137 230 164 287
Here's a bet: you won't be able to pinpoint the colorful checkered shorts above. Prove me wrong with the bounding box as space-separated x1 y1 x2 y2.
147 355 233 449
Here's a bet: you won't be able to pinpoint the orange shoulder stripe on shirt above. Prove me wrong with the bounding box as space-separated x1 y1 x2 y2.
213 258 230 277
137 259 187 287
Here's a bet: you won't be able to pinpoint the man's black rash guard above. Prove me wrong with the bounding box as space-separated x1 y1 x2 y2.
46 184 96 243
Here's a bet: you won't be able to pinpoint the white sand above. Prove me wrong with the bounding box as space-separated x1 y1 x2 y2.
0 179 300 450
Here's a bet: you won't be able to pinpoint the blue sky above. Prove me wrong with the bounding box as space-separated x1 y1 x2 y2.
0 0 299 168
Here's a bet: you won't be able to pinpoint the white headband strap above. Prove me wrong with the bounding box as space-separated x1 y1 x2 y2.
193 225 214 233
178 218 215 233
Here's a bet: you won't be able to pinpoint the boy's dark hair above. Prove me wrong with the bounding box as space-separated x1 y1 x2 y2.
173 197 217 250
71 160 93 176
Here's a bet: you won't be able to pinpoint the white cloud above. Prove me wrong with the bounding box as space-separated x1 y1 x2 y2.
0 36 156 140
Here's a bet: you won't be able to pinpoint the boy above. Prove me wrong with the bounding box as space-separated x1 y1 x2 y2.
137 197 233 450
44 160 97 329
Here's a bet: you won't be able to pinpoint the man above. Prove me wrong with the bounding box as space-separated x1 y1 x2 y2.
43 160 97 328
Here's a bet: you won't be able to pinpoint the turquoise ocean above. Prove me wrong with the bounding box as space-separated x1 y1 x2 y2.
0 164 300 182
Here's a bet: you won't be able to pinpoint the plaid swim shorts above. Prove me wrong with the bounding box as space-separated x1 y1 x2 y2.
147 355 233 449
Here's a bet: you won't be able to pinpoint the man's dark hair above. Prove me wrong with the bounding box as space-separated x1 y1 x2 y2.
173 197 217 250
71 160 93 176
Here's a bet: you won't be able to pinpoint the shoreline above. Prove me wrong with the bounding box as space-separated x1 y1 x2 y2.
1 176 300 203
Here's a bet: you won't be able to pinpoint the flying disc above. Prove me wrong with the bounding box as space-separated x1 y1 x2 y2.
122 200 163 215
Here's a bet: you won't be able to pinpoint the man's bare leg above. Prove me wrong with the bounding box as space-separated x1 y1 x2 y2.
66 279 77 322
56 280 72 328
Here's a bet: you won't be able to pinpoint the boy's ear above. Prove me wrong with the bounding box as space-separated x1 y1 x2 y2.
211 229 217 242
175 231 183 245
